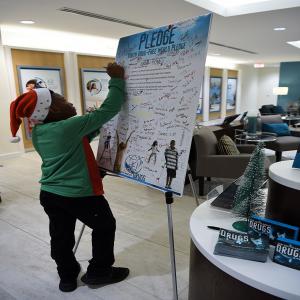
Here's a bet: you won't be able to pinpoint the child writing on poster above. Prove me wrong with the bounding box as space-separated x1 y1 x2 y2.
10 63 129 293
113 130 135 172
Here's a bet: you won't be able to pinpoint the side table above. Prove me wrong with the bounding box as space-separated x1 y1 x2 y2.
235 131 277 144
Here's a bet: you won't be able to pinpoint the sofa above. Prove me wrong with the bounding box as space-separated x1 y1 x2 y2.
261 114 300 161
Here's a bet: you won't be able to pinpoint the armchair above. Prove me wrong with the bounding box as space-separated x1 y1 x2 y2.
189 127 268 196
261 114 300 161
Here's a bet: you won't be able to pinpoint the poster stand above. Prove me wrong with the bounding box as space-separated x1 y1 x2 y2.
73 167 199 300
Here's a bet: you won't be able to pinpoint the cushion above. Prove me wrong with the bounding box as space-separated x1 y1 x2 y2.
217 135 240 155
262 123 291 136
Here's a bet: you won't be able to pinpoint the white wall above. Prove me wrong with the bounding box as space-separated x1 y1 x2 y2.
237 65 280 114
237 65 258 113
257 67 280 108
0 45 23 157
64 52 82 115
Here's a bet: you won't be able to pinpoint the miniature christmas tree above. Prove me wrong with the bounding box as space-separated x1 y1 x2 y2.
232 142 266 231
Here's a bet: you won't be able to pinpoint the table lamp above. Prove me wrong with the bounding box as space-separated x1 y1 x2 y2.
273 87 288 95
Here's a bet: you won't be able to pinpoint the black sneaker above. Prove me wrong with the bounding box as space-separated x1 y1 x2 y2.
81 267 130 285
59 263 81 292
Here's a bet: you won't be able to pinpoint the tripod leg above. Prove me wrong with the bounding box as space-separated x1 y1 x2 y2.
187 164 200 206
73 224 85 254
165 192 178 300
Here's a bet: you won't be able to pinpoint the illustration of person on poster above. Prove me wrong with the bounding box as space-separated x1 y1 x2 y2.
99 132 112 165
147 141 159 164
164 140 178 189
97 14 212 195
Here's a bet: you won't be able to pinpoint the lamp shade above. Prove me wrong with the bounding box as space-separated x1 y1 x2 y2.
273 87 288 95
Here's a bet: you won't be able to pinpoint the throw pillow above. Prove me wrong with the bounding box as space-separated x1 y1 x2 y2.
217 135 240 155
262 123 291 136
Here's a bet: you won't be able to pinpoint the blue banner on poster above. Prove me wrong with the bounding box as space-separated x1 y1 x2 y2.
97 14 212 196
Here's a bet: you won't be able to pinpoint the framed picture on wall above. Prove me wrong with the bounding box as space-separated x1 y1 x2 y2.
17 65 64 94
227 78 237 110
17 65 64 139
209 77 222 112
81 68 110 113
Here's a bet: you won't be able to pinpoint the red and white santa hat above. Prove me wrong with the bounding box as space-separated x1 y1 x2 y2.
10 88 52 143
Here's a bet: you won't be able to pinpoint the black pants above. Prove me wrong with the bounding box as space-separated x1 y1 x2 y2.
40 190 116 280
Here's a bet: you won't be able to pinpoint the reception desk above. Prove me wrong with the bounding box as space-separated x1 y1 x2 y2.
189 200 300 300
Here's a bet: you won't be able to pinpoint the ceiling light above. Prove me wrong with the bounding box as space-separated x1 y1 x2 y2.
254 63 264 68
210 53 221 56
287 40 300 49
273 27 286 31
184 0 298 17
208 0 267 8
20 20 35 24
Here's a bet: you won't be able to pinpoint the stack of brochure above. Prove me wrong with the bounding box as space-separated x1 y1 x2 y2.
273 237 300 270
214 228 269 262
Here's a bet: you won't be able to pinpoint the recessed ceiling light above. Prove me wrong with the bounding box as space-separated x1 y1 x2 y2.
273 27 286 31
210 53 221 56
20 20 35 24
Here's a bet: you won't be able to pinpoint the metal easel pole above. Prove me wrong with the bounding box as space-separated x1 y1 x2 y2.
73 224 85 254
187 164 200 206
165 191 178 300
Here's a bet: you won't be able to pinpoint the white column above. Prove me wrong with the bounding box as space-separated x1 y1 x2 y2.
0 45 24 157
237 65 258 113
236 68 242 114
203 67 210 121
221 69 228 118
64 52 82 115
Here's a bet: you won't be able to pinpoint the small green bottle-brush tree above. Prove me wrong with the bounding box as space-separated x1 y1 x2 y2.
232 142 266 232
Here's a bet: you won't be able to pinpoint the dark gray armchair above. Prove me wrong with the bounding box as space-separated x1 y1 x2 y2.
261 114 300 161
189 127 269 196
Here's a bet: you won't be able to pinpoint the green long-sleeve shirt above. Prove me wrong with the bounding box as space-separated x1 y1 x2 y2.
32 78 125 197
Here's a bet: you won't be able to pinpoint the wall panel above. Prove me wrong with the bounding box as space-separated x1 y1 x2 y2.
11 49 66 150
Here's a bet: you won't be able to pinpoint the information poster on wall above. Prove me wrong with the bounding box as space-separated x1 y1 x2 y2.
17 66 63 140
97 14 212 196
81 69 110 113
209 77 222 112
226 78 237 110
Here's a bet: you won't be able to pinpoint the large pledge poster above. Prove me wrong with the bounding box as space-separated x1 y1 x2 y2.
97 14 212 195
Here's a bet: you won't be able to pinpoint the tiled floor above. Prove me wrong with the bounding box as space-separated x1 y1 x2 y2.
1 143 290 299
0 144 208 300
